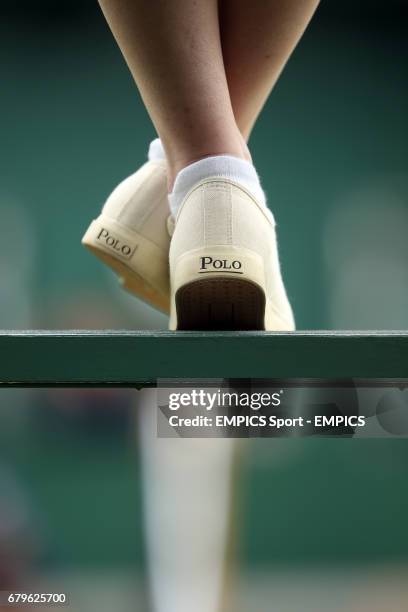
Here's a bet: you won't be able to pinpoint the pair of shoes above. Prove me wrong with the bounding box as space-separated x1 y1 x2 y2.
82 160 295 331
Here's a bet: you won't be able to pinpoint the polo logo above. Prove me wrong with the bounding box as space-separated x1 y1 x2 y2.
199 256 243 274
96 228 136 259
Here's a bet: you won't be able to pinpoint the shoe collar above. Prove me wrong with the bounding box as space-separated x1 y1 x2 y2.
174 177 276 227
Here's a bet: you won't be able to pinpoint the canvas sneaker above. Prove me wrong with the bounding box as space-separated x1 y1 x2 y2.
82 159 171 313
169 178 295 331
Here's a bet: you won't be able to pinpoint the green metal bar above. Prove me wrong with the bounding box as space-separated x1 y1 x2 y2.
0 330 407 387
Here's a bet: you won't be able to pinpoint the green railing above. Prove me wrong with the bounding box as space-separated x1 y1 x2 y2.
1 330 407 387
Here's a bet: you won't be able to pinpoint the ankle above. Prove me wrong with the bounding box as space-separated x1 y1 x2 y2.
168 154 265 218
163 128 250 190
167 148 251 191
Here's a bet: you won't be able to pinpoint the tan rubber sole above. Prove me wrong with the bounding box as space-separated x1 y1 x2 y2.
83 242 169 314
175 277 265 330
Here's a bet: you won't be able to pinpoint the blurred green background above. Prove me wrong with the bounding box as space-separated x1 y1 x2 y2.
1 1 408 610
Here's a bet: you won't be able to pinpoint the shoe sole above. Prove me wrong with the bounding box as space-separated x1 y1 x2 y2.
175 277 265 330
82 216 170 314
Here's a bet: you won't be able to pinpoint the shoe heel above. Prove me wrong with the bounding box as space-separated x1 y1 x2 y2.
82 215 170 313
170 246 267 330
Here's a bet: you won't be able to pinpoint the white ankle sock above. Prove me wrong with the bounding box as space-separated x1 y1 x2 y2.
148 138 166 161
168 155 266 218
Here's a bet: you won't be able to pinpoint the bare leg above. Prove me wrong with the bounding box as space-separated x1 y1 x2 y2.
220 0 320 140
98 0 248 188
98 0 320 186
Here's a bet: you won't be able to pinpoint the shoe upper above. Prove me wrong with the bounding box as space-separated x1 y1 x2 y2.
102 159 171 253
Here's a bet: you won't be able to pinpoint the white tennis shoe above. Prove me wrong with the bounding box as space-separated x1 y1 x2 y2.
169 178 295 331
82 159 171 313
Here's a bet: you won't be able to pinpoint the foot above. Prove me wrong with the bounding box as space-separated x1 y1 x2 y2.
82 158 171 313
169 177 295 331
